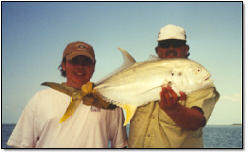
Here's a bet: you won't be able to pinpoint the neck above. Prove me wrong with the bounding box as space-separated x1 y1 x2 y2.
65 81 88 90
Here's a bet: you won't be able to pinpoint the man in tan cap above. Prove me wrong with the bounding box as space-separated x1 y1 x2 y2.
7 41 128 148
128 24 220 148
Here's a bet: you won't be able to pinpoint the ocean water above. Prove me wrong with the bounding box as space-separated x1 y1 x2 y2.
1 124 242 148
202 125 242 148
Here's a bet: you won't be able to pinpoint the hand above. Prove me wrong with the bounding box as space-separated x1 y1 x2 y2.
159 86 186 110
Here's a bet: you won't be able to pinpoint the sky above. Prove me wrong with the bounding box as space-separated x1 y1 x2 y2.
2 1 243 125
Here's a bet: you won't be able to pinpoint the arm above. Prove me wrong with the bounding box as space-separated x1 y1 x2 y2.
159 86 206 131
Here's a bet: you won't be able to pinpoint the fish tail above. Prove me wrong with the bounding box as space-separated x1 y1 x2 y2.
59 98 81 123
59 82 94 123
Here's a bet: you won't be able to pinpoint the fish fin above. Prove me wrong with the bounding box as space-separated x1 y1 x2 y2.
118 48 136 66
95 48 136 85
41 82 73 96
118 104 137 126
59 96 81 123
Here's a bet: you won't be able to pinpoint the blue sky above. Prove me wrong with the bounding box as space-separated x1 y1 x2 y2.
2 2 242 125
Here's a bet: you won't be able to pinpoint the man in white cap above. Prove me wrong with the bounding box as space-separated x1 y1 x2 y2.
128 24 220 148
156 24 189 58
7 41 128 148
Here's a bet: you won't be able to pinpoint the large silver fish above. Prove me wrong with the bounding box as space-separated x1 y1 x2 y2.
93 48 213 125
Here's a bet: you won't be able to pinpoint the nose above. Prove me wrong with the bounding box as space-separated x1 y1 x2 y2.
168 45 175 50
75 64 88 71
166 50 177 57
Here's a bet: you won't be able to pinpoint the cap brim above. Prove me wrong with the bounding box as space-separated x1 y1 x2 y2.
157 37 186 41
66 51 95 63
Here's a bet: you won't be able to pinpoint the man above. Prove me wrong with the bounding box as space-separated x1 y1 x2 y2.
7 41 128 148
128 24 220 148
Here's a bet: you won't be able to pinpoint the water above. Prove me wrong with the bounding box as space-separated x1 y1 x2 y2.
202 125 242 148
1 124 242 148
2 124 16 149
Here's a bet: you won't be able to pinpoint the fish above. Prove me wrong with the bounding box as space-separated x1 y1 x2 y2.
42 48 213 126
93 48 213 125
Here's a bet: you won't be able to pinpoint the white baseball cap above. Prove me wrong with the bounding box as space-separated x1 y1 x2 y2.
157 24 186 41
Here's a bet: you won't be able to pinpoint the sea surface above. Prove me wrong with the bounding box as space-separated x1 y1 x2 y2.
1 124 242 148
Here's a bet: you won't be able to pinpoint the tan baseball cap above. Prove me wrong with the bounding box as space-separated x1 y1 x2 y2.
63 41 95 63
157 24 186 41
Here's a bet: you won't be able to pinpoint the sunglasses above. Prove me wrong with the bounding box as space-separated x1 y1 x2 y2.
158 40 186 48
69 56 94 65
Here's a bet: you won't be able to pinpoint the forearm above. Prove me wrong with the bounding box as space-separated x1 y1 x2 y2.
162 103 206 131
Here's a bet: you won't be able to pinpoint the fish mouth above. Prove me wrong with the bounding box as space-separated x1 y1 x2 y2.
204 75 211 81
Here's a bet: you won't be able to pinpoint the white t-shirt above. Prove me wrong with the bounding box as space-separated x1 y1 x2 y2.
7 88 128 148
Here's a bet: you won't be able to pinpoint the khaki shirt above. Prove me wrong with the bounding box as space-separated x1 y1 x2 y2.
128 86 220 148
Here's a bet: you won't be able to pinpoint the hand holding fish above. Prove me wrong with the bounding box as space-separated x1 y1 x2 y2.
159 86 206 130
159 85 186 110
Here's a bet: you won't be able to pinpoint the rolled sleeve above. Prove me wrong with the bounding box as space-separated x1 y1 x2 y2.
186 86 220 121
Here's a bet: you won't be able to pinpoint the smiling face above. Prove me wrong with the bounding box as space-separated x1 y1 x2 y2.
62 55 95 89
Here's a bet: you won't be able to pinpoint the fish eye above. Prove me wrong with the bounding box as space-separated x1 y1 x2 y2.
197 68 201 72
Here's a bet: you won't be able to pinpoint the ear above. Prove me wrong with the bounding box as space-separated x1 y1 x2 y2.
62 61 66 71
184 45 189 52
184 45 190 57
155 46 159 54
